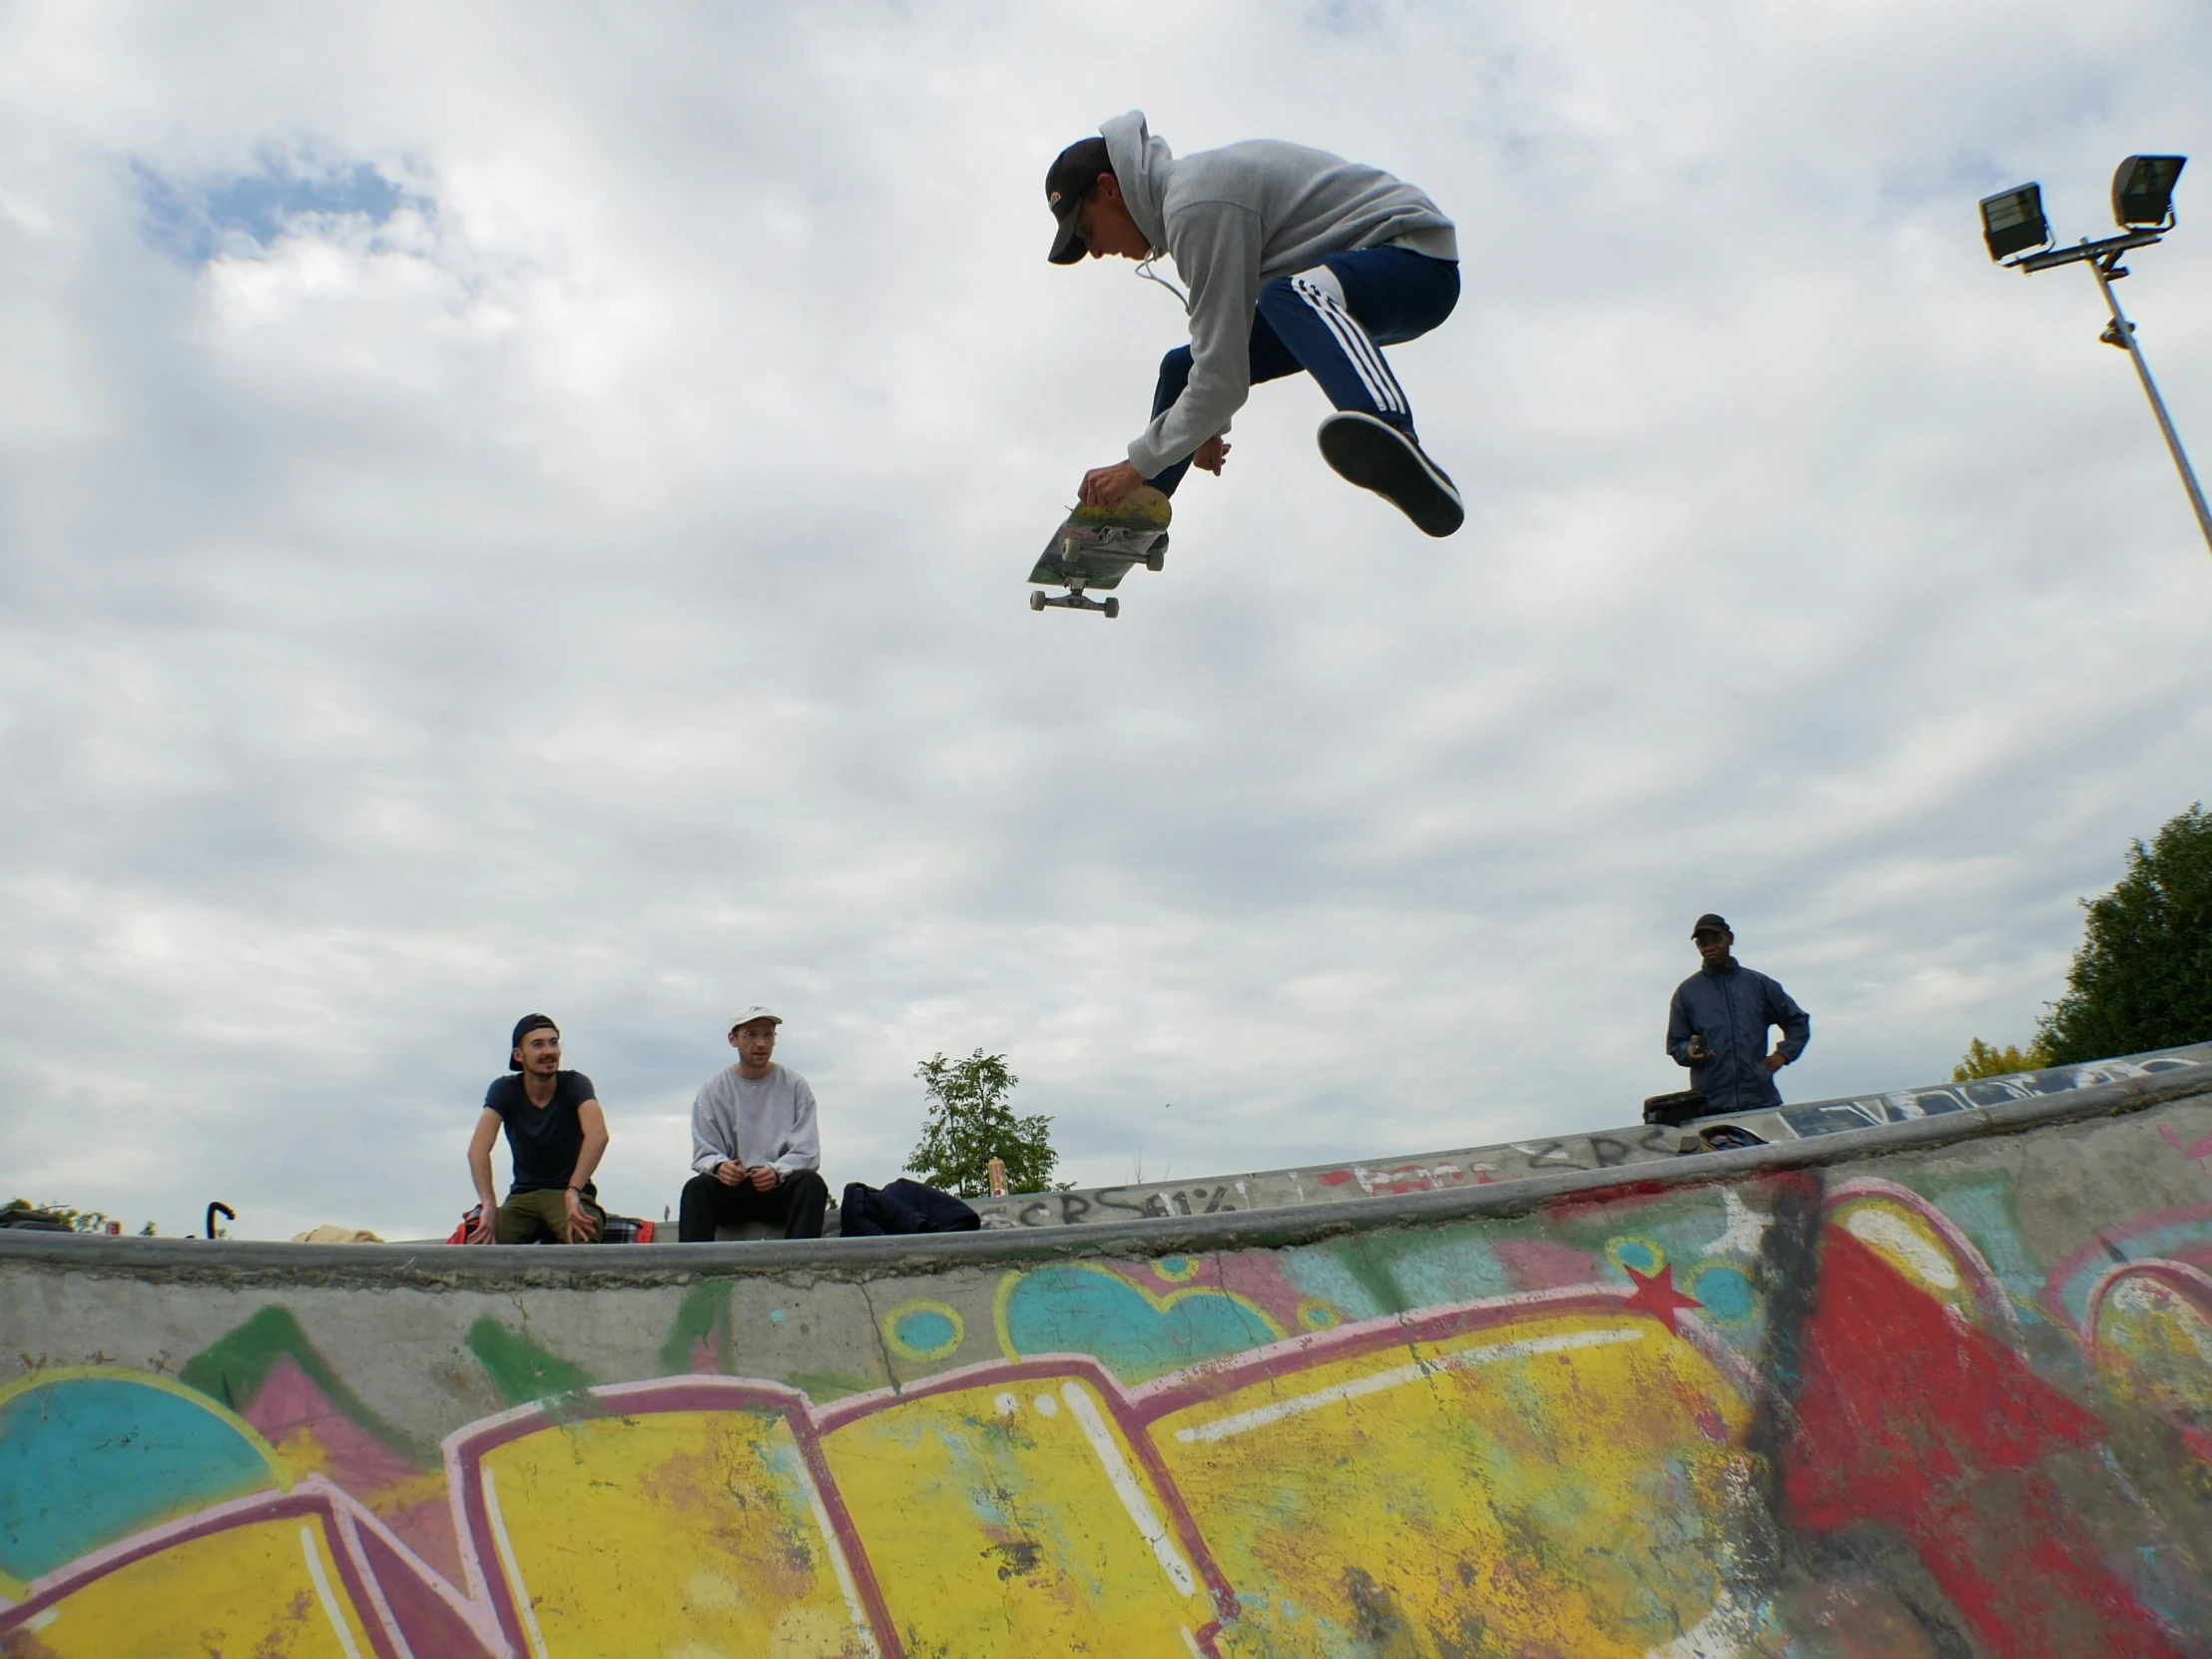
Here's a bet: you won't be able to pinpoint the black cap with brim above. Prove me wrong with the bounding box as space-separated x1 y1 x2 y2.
510 1012 558 1069
1691 913 1731 937
1045 135 1112 266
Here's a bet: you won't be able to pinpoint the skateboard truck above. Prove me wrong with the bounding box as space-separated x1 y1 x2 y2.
1029 536 1123 617
1031 576 1119 618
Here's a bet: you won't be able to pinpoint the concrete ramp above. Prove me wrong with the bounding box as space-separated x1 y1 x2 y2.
4 1055 2211 1657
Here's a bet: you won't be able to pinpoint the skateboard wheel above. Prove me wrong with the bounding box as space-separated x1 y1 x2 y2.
1145 549 1165 573
1103 597 1120 619
1029 590 1046 611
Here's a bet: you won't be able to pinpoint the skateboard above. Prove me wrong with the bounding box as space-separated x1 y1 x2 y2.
1028 488 1171 618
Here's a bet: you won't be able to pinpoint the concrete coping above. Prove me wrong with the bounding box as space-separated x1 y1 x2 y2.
6 1058 2209 1292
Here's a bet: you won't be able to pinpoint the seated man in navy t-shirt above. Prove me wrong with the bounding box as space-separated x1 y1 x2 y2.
465 1013 610 1244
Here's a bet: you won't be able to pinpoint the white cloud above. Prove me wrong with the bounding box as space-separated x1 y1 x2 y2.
1 0 2208 1239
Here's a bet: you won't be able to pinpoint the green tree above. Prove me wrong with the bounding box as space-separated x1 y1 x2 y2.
906 1050 1066 1197
2033 804 2212 1065
1952 1038 2051 1081
1953 806 2212 1074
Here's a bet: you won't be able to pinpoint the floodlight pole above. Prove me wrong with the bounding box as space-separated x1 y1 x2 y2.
2084 250 2212 556
2010 229 2212 558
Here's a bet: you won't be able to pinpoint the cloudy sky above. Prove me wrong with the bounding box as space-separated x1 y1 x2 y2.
2 1 2208 1241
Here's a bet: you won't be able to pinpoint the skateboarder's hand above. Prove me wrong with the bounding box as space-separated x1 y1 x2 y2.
1762 1052 1788 1073
1686 1035 1712 1061
1193 436 1230 475
466 1210 497 1246
713 1160 747 1187
747 1166 782 1192
1079 460 1144 508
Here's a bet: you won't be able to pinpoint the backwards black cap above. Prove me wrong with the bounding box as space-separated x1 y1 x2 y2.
1045 136 1112 266
510 1013 558 1069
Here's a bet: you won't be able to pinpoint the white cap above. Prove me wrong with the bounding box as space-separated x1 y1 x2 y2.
730 1006 783 1032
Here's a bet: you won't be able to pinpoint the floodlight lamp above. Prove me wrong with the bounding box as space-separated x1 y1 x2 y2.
2112 155 2185 230
1979 183 2048 262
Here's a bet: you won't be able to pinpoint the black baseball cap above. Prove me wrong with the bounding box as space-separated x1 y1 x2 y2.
1691 913 1731 937
1045 136 1112 266
510 1013 558 1069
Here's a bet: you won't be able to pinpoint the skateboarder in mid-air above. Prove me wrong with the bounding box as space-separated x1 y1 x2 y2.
1049 111 1464 538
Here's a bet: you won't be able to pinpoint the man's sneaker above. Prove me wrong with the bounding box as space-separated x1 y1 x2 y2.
1072 484 1172 534
1317 411 1463 537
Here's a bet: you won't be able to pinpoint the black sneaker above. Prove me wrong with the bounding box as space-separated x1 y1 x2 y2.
1317 411 1464 537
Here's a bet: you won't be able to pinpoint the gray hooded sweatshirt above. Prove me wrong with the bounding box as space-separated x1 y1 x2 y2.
1100 111 1457 478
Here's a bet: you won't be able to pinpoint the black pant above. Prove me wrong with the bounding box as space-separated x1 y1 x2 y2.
678 1170 829 1242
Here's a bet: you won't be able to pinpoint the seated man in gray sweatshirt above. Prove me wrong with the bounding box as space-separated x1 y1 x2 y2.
679 1006 830 1242
1048 111 1464 537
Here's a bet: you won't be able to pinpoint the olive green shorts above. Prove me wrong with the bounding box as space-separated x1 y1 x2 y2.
496 1188 604 1244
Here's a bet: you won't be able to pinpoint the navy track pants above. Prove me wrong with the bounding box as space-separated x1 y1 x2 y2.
1145 247 1459 496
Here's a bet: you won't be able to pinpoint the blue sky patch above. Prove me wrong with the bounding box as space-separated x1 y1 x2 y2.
135 153 413 265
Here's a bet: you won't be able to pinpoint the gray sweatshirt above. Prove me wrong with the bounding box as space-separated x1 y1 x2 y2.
689 1063 821 1179
1101 111 1458 477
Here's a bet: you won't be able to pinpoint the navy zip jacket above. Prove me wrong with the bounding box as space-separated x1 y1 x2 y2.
1666 961 1811 1114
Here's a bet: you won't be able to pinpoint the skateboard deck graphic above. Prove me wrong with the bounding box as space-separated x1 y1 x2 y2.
1028 489 1170 618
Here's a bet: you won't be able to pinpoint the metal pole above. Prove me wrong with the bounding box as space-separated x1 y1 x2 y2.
2086 249 2212 557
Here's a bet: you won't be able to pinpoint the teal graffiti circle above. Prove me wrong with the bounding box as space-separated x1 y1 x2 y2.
883 1301 965 1363
1606 1237 1664 1276
1685 1262 1758 1324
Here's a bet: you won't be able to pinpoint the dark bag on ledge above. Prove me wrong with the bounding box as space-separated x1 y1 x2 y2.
1642 1089 1710 1128
838 1180 981 1237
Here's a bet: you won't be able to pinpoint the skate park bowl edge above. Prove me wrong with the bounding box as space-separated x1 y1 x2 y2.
4 1048 2212 1657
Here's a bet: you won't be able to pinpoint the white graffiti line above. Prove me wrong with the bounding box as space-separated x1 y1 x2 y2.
1172 1329 1646 1445
298 1524 364 1659
1060 1382 1198 1598
1842 1209 1958 1289
480 1468 550 1659
1647 1586 1760 1658
797 1465 881 1656
1702 1190 1771 1258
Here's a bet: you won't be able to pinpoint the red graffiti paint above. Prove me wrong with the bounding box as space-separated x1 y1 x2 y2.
1782 1230 2183 1658
1619 1264 1701 1335
1541 1179 1675 1220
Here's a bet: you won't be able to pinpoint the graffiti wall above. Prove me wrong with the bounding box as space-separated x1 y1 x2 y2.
4 1077 2212 1657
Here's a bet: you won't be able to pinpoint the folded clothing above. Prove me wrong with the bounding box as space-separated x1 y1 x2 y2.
838 1179 980 1237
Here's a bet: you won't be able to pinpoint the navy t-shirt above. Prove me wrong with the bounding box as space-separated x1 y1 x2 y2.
483 1071 598 1195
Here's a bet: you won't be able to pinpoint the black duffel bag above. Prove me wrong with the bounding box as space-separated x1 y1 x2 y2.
839 1179 982 1237
1641 1089 1710 1128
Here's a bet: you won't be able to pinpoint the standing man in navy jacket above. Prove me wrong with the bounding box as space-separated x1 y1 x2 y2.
1667 915 1811 1114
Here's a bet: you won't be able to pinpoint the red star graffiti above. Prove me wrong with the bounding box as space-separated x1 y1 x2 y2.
1620 1263 1701 1333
